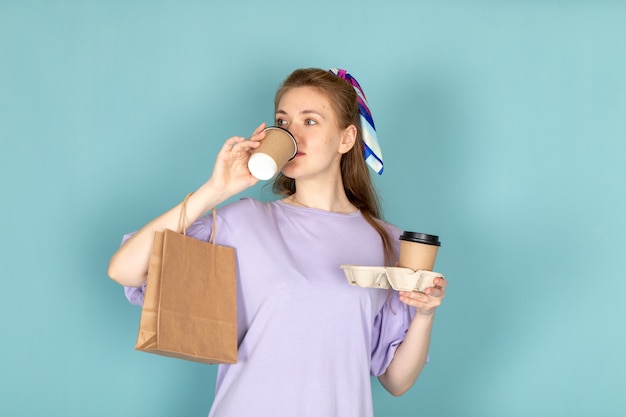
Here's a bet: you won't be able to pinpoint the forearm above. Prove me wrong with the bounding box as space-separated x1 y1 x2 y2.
107 181 230 287
378 312 435 396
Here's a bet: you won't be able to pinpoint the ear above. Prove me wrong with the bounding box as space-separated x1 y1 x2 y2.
338 124 357 154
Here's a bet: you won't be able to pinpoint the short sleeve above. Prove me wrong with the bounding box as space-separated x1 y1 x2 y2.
120 214 214 306
370 291 417 376
124 282 146 306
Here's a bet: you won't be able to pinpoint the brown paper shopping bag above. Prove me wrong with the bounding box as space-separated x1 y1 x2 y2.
135 195 237 364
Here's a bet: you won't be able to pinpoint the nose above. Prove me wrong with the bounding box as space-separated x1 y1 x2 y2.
285 125 301 145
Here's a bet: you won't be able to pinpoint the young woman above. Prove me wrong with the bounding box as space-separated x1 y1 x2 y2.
109 68 447 417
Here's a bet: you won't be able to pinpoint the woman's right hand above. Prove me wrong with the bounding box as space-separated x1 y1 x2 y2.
204 122 267 199
108 123 268 288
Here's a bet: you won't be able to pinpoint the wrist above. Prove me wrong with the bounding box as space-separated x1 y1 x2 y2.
195 181 230 212
411 309 436 325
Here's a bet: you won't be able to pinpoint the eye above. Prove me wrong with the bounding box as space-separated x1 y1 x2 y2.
305 118 317 126
276 118 288 126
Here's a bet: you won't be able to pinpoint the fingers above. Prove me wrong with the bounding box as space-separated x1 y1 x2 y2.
425 277 446 296
399 291 443 315
398 276 447 313
433 276 447 289
250 122 267 137
248 122 267 142
221 136 245 153
399 291 431 306
220 134 261 156
219 122 267 152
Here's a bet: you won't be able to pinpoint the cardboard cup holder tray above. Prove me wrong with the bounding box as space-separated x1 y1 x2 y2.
340 265 443 292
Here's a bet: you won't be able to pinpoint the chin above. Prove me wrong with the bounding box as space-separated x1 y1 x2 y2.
280 172 296 180
281 164 298 179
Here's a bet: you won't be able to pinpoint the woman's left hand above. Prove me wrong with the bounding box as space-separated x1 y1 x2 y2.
398 276 447 316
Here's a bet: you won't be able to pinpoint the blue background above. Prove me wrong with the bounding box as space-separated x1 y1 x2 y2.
1 1 625 416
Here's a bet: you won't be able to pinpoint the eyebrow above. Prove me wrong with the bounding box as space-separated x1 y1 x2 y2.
275 109 326 119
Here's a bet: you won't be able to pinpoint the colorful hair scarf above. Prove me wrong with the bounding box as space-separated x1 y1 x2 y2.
328 68 383 174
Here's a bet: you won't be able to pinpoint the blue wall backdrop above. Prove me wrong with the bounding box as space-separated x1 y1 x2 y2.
1 1 625 416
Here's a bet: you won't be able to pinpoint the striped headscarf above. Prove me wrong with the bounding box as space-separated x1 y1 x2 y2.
328 68 383 175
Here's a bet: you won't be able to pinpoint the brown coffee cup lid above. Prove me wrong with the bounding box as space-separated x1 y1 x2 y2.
399 231 441 246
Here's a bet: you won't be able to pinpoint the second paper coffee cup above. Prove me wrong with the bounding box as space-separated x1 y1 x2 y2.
248 126 297 180
399 231 441 271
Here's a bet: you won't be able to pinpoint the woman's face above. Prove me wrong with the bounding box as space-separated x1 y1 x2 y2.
275 86 355 181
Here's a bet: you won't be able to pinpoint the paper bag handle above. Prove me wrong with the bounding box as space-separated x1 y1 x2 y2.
209 208 217 244
178 192 218 244
178 193 193 235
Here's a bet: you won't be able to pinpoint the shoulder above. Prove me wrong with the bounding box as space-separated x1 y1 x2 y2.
217 197 276 217
372 216 403 240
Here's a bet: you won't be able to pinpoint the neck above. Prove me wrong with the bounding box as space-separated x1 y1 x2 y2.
284 180 357 214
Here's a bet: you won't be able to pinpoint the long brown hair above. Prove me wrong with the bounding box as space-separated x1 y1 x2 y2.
272 68 396 266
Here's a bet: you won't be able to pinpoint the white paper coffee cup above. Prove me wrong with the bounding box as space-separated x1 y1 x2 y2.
248 126 297 180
